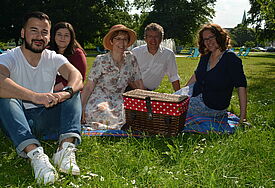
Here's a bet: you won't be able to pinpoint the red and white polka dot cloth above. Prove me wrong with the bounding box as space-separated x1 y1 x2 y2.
123 97 190 116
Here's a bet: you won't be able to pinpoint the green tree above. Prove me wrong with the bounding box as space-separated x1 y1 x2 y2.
244 41 255 48
248 0 275 43
131 0 216 46
0 0 132 47
230 24 256 47
0 0 49 45
45 0 132 47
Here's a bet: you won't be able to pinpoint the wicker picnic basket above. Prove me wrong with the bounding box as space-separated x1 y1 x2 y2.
123 89 189 136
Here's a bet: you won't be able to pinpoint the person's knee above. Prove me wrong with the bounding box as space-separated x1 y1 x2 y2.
61 92 81 117
0 98 23 111
0 98 25 125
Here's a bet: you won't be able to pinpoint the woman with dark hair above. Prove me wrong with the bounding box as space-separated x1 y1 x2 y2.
177 23 247 134
49 22 87 91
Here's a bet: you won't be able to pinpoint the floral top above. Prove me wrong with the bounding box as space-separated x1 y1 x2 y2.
84 51 142 130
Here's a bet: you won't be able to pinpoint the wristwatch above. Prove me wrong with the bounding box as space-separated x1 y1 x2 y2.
62 86 73 98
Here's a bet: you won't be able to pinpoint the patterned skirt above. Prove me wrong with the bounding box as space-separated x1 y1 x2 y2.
175 85 238 134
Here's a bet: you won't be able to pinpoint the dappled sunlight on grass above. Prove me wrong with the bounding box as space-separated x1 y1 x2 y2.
0 53 274 187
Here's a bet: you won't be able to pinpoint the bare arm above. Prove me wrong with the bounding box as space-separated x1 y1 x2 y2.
80 80 96 123
128 79 145 90
0 65 31 99
238 87 247 123
57 63 83 101
172 80 180 91
0 65 60 107
185 74 196 86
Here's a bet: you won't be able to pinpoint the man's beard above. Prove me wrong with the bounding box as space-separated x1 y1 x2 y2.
24 38 47 53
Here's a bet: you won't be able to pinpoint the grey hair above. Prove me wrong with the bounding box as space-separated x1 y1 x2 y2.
144 23 164 39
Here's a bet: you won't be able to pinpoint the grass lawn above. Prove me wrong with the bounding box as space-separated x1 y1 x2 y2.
0 52 274 187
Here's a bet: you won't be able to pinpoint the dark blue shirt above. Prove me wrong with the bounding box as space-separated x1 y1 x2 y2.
192 50 247 110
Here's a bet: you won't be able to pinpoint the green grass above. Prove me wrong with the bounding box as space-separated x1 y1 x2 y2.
0 52 274 187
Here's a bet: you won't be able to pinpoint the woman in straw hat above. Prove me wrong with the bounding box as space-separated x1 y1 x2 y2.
81 24 144 130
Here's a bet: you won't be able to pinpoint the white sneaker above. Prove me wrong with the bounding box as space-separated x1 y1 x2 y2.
53 142 80 175
27 147 58 185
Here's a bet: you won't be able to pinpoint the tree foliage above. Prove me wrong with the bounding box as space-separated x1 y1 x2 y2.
132 0 216 46
230 24 256 47
0 0 132 46
248 0 275 42
244 41 255 48
0 0 217 47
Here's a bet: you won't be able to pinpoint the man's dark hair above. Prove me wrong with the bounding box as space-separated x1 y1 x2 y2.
22 11 51 28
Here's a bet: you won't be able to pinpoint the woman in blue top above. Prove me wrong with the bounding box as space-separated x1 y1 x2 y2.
183 23 247 133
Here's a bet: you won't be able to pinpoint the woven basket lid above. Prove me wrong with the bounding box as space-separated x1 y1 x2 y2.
123 89 188 102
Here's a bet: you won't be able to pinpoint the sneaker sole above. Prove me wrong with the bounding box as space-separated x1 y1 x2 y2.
58 167 80 176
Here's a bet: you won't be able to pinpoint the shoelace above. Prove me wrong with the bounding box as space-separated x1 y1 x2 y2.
33 153 55 176
63 146 77 165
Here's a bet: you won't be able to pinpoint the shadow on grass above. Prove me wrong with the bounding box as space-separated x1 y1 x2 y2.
0 130 32 186
250 53 275 59
248 61 275 73
0 130 85 187
0 53 274 186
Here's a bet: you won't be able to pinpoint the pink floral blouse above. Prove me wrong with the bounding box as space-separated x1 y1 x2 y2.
84 51 142 130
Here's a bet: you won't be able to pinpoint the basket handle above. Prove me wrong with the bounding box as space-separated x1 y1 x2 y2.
145 96 153 120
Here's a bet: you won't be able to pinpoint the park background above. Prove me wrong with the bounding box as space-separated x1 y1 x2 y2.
0 53 274 187
0 0 274 187
0 0 274 51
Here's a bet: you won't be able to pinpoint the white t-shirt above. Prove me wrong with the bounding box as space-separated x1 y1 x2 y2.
132 44 180 90
0 47 68 108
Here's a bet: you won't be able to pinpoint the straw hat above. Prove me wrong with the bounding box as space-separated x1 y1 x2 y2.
103 24 137 50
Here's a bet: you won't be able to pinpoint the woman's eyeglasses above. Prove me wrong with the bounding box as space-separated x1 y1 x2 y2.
203 35 216 42
113 37 129 43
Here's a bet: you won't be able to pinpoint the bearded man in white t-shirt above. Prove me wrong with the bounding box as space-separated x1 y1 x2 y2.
130 23 180 91
0 11 83 184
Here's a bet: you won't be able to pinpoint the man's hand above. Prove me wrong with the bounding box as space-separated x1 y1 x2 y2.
31 92 59 108
31 92 71 108
53 91 72 103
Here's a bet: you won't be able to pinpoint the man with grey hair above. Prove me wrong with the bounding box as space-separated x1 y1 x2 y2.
131 23 180 91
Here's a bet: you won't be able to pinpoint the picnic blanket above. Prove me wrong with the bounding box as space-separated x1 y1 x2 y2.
183 111 240 134
81 111 241 136
42 112 240 140
174 85 241 134
81 127 145 137
42 127 144 140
